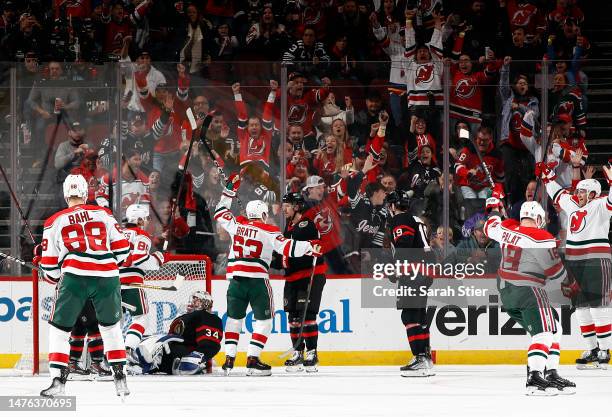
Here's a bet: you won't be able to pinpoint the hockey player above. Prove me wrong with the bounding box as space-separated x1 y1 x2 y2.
121 204 165 353
277 193 326 372
484 198 576 395
37 174 131 397
386 190 434 377
127 291 223 375
539 163 612 369
214 174 322 376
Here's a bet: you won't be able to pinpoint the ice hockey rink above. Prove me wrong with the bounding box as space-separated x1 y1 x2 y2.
1 365 610 417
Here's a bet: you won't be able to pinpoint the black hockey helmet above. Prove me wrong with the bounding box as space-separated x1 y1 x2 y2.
385 190 411 209
282 192 306 211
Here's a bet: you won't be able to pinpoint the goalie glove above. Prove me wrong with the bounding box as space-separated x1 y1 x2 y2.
135 334 184 374
561 272 580 299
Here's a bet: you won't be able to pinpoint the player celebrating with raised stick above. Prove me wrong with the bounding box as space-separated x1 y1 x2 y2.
539 162 612 369
120 204 165 354
484 198 575 395
214 174 322 376
37 174 131 398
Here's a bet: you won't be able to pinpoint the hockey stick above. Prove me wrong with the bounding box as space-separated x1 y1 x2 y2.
123 274 185 291
460 128 495 190
0 163 36 243
0 251 38 270
279 256 318 359
122 301 136 312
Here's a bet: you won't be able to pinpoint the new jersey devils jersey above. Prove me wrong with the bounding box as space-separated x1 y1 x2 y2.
235 92 274 167
405 27 444 107
120 227 162 285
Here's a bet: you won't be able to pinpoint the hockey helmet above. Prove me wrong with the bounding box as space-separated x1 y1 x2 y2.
575 179 601 202
520 201 546 229
191 291 213 312
385 190 412 209
126 204 150 224
63 174 89 203
246 200 269 220
282 192 306 210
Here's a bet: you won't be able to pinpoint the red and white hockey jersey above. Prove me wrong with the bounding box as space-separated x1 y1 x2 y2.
120 227 163 285
40 205 130 279
484 216 567 287
404 26 444 107
235 91 275 167
214 192 314 279
95 169 151 214
546 181 612 261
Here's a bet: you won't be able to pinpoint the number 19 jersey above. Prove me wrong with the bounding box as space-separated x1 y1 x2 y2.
40 204 130 280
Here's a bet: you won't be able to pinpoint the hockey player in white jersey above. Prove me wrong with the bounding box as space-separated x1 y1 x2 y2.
484 198 576 395
214 173 322 376
121 204 165 353
36 174 131 397
539 162 612 368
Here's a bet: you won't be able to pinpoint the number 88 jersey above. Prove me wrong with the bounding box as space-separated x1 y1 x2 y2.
40 205 130 280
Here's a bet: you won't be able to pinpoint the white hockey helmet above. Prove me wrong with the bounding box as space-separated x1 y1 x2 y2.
126 204 150 224
191 291 213 311
246 200 269 220
63 174 89 203
575 179 601 201
520 201 546 229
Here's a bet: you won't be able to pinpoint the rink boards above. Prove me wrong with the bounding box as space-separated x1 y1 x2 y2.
0 276 587 367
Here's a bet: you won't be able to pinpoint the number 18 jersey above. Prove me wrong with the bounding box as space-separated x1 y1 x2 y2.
40 204 130 280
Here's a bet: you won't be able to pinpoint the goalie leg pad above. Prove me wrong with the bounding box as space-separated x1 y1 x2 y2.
134 335 184 373
125 314 148 351
172 352 206 375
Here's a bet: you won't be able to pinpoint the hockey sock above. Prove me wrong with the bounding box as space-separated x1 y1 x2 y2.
576 308 598 349
528 332 552 373
288 317 305 351
303 319 319 351
87 332 104 362
224 317 243 358
405 324 430 356
125 315 148 351
69 333 86 362
247 319 272 358
99 323 126 366
49 325 71 378
590 307 612 350
547 327 561 371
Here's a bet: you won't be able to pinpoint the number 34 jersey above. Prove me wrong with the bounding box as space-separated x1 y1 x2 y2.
214 193 314 279
40 204 130 280
484 215 567 288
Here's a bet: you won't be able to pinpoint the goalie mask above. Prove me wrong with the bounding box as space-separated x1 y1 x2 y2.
520 201 546 229
63 174 89 203
126 204 150 225
191 291 213 312
575 179 601 204
246 200 268 221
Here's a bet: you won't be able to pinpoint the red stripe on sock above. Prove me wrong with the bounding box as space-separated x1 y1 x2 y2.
70 346 84 352
252 333 268 344
595 324 612 333
88 345 104 353
225 332 240 341
580 324 596 333
302 331 318 338
408 333 430 342
106 349 126 361
70 335 86 340
129 323 145 334
528 343 549 353
550 343 560 350
49 352 69 364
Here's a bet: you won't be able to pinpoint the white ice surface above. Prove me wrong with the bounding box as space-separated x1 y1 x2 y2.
0 366 610 417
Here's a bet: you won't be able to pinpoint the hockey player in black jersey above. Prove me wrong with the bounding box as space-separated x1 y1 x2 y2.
127 291 223 375
386 190 435 377
274 192 326 372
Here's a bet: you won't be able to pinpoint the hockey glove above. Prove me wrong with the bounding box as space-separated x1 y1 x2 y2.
561 273 580 299
32 244 42 266
152 251 165 266
307 240 324 257
485 197 503 214
603 159 612 186
535 162 557 184
224 173 241 196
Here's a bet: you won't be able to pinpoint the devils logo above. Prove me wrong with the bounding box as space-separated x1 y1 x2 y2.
415 64 435 85
569 210 588 234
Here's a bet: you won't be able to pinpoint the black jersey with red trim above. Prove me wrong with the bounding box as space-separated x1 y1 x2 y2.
168 309 223 359
388 212 429 249
279 218 326 282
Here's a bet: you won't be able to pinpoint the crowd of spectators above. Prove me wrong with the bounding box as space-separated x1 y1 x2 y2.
0 0 604 274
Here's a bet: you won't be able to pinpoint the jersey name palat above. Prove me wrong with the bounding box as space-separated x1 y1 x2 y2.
501 231 521 246
236 225 258 239
68 211 93 224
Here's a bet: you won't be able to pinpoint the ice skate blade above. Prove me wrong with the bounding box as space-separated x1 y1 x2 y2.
400 369 435 377
246 368 272 377
95 375 114 382
526 386 557 396
576 363 601 370
285 365 304 373
305 366 318 373
598 363 608 370
553 386 576 395
67 373 93 381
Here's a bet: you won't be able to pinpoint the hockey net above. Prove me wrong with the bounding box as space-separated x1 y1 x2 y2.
16 254 212 374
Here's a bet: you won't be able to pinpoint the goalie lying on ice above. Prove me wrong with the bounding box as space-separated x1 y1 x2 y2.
127 291 223 375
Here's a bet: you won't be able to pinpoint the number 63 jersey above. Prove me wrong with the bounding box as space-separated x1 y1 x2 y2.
214 193 314 279
40 205 130 280
483 215 567 288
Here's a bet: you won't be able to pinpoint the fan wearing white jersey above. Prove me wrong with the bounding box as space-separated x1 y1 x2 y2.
539 162 612 369
484 199 575 395
214 173 322 376
121 204 165 353
36 174 131 398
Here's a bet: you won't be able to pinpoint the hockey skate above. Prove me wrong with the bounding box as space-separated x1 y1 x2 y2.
284 350 304 373
545 369 576 395
526 370 557 396
246 356 272 376
40 367 69 397
111 364 130 399
576 347 601 369
303 349 319 373
91 360 113 381
400 354 434 377
222 356 235 375
597 349 610 369
67 360 92 381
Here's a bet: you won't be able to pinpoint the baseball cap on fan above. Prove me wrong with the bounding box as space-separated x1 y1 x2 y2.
303 175 325 190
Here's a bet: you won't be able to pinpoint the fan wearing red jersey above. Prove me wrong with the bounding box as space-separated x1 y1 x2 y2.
484 198 575 395
214 173 322 376
121 204 165 353
37 174 131 398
